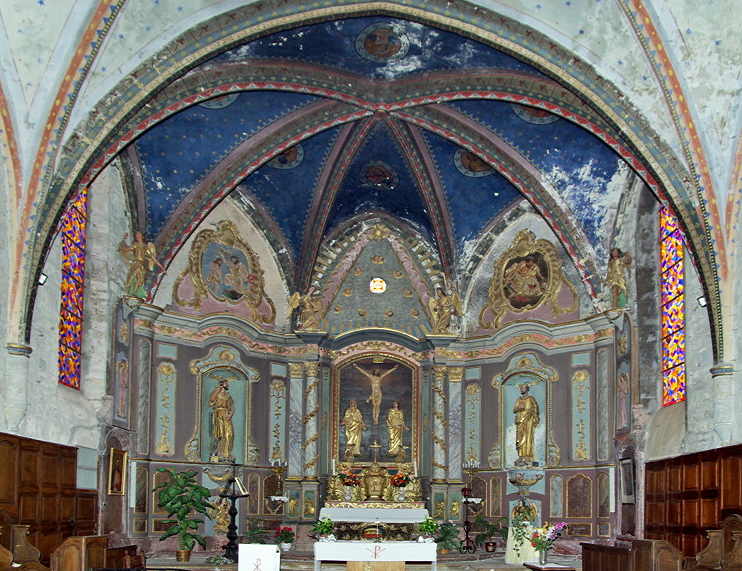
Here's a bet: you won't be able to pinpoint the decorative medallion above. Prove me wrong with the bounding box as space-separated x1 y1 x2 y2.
512 103 559 125
267 144 304 169
479 230 577 329
454 148 493 177
173 220 276 324
198 93 239 109
369 278 386 294
355 23 409 62
360 161 399 189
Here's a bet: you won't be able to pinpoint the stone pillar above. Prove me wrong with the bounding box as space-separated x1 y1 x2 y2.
432 365 448 481
288 363 305 480
303 362 320 478
4 343 32 430
711 363 735 444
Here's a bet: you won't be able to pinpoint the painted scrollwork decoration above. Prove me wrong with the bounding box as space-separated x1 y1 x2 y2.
479 230 577 329
173 220 276 324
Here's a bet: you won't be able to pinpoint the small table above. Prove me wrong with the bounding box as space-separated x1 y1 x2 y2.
314 541 437 571
523 563 577 571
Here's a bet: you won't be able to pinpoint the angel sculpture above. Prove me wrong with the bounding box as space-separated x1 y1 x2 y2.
119 232 165 298
287 285 325 329
429 286 462 333
606 248 632 308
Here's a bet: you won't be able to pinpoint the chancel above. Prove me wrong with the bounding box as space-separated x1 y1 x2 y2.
1 2 741 571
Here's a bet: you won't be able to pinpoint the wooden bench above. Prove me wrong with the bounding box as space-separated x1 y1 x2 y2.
582 538 683 571
684 514 742 571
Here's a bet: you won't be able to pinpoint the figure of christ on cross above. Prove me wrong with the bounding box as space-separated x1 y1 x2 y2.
353 362 399 425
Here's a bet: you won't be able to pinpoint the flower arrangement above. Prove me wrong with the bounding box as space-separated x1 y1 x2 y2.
390 473 411 487
274 526 295 544
337 469 361 487
419 516 439 535
512 519 567 555
312 517 336 536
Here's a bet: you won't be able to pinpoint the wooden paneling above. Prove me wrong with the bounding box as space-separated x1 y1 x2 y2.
645 444 742 558
0 433 98 565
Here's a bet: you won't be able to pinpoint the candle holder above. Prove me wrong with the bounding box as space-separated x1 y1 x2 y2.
459 459 479 554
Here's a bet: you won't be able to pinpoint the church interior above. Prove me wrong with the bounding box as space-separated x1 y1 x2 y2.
1 1 742 570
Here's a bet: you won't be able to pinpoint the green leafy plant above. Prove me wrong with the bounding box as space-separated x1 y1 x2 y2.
153 467 215 552
244 518 270 544
312 517 335 536
435 520 461 552
473 514 509 547
419 516 438 535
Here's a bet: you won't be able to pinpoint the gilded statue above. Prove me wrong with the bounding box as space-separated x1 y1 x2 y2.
386 400 409 456
341 400 367 455
208 379 235 461
606 247 631 308
119 231 165 298
503 257 546 306
428 286 462 333
513 384 539 465
287 285 324 329
353 362 398 425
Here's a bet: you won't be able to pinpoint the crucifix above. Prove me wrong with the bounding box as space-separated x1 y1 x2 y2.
370 440 382 464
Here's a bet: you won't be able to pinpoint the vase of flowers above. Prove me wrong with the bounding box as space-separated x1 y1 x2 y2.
515 520 567 563
337 469 361 500
418 515 438 542
312 517 336 542
275 526 295 551
390 473 411 501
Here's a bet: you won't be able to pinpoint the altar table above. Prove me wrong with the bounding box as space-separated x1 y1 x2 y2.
318 507 428 523
313 541 437 571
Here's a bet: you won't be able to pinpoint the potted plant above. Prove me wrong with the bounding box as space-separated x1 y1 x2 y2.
418 516 438 542
274 526 295 551
312 517 336 541
435 520 461 553
153 467 215 562
244 518 270 544
473 514 508 552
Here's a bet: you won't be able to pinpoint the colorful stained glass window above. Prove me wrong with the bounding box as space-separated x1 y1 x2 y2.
58 187 88 390
660 206 685 406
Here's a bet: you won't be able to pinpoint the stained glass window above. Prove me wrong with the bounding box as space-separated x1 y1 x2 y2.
58 187 88 390
660 206 685 405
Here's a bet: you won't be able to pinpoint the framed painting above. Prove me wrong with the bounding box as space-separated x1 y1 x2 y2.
333 356 416 464
108 448 127 495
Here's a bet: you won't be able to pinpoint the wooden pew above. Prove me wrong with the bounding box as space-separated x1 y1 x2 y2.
582 538 682 571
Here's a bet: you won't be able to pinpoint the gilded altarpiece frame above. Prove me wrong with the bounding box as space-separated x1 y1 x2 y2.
332 355 417 465
185 345 260 465
479 230 577 329
489 353 560 469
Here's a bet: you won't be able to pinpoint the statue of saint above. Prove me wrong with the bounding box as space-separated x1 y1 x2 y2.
208 379 235 461
287 285 324 329
353 362 399 425
341 400 366 455
513 384 539 465
606 248 632 308
119 231 165 298
386 400 409 456
428 287 462 333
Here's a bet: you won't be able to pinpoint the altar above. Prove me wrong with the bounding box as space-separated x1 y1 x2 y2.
313 540 437 571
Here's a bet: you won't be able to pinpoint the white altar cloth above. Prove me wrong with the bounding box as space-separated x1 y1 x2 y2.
313 541 437 571
318 507 428 523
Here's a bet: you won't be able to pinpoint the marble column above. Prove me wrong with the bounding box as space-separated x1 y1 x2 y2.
303 362 320 478
288 363 305 480
447 367 463 481
432 365 448 481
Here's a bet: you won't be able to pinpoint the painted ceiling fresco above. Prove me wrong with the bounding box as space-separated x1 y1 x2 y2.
130 15 627 293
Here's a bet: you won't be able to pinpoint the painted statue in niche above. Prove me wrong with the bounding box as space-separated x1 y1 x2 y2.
119 231 165 298
606 248 631 308
479 230 577 330
335 357 414 463
513 384 540 466
208 379 235 462
172 220 276 325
